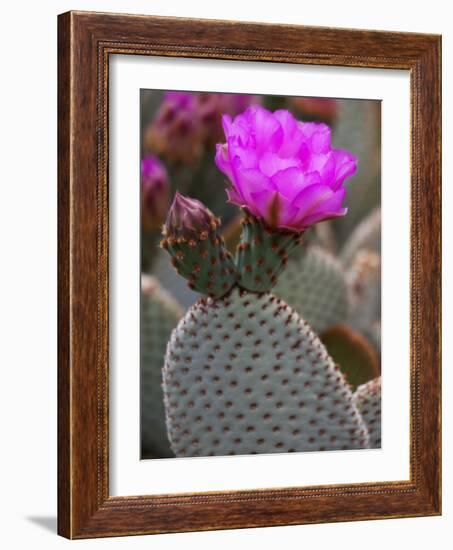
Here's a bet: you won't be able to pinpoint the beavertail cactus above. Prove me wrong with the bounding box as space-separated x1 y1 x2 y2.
353 377 381 448
163 288 368 456
159 106 368 458
141 275 183 458
273 244 350 333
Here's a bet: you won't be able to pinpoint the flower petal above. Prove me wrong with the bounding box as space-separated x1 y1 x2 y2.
271 167 321 202
299 122 332 153
308 152 336 187
231 158 273 205
250 189 298 228
214 143 234 181
228 137 258 170
258 152 300 178
291 184 335 225
301 206 348 226
252 106 284 154
308 187 346 216
273 110 306 158
331 149 358 189
226 186 247 207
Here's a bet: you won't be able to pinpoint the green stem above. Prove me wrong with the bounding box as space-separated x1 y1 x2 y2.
236 215 303 293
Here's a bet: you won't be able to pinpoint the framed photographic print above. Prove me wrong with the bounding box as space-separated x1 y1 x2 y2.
58 11 441 539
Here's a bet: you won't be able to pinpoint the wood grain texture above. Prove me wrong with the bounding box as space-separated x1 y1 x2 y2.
57 11 71 538
57 10 441 539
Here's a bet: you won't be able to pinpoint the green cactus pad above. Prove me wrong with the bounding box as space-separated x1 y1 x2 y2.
347 249 381 335
320 324 380 390
331 100 381 244
353 377 381 448
161 218 237 299
222 213 325 256
141 275 182 458
313 220 337 254
235 215 303 293
222 212 245 254
273 245 350 333
163 287 369 457
341 207 381 265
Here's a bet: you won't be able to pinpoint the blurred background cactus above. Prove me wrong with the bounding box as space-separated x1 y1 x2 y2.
140 275 182 458
139 89 381 459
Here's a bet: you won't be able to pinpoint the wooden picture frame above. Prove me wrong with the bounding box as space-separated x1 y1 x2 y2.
57 10 441 539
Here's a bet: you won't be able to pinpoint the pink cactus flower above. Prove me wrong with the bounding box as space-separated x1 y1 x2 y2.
141 155 170 230
215 105 358 232
144 92 203 164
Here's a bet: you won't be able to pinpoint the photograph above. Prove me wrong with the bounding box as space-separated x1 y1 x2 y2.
0 0 446 544
139 89 382 459
52 8 441 540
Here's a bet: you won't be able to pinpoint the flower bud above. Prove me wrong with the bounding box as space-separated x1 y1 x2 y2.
162 193 237 298
163 192 217 242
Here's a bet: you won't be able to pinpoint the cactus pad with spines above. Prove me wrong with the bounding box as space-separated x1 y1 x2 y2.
141 275 182 458
235 215 303 293
161 193 237 298
353 377 381 448
273 245 350 333
163 287 370 457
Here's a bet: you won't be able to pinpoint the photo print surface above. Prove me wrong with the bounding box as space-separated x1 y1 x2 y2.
139 90 381 460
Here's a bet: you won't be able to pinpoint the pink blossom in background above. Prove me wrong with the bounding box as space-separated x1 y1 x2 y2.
144 92 203 164
141 155 170 230
144 91 261 163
